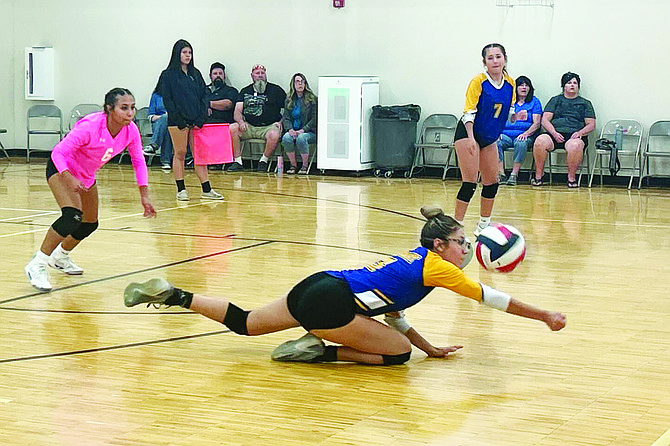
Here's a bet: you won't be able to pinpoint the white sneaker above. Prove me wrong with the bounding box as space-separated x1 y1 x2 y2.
271 333 326 362
176 190 190 201
201 190 224 200
474 221 489 238
25 257 52 292
48 255 83 275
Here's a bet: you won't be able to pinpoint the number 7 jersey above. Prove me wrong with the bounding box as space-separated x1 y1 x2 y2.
462 72 515 145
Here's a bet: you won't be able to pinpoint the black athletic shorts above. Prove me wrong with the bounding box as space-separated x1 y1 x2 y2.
286 272 357 330
46 156 58 181
46 156 96 188
545 132 588 151
454 120 498 148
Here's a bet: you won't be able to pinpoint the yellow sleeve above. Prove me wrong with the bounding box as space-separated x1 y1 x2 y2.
423 251 483 302
463 73 486 114
506 73 516 105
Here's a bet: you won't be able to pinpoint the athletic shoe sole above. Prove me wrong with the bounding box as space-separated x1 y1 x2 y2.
124 278 173 307
271 334 326 362
48 262 83 275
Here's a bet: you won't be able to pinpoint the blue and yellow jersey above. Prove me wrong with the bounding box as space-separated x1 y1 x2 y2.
462 72 516 144
325 247 483 317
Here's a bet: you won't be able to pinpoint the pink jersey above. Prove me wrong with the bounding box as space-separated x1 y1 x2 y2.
50 112 148 189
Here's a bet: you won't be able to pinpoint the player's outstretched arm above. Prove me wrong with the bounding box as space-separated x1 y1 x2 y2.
506 298 566 331
404 327 463 358
385 312 463 358
481 284 566 331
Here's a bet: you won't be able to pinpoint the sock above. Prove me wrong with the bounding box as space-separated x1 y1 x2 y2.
478 216 491 228
35 250 50 264
313 346 338 362
259 154 269 163
201 181 212 193
176 179 186 192
51 243 70 260
235 156 243 164
164 288 193 309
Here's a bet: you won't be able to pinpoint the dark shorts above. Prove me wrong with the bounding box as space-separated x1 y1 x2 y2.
545 132 588 151
46 156 58 181
454 120 498 148
286 272 357 330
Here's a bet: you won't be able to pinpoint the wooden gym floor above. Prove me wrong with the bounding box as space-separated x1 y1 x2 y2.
1 158 669 446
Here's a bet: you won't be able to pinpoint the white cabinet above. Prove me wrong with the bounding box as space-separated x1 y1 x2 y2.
25 47 55 100
317 76 379 171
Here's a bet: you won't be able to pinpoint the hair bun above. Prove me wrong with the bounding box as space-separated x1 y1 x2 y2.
420 206 443 220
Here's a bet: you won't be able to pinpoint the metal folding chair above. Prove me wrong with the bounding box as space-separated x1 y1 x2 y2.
589 119 642 189
27 105 63 162
409 114 458 180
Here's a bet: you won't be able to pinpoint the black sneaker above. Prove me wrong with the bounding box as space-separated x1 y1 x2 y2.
257 161 268 172
227 162 244 172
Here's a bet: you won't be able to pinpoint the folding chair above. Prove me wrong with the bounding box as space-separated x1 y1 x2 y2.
272 143 317 174
27 105 63 162
66 104 101 133
543 141 591 185
409 114 458 180
640 120 670 188
0 128 8 159
241 138 272 172
589 119 642 189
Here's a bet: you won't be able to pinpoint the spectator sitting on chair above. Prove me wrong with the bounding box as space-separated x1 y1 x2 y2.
205 62 240 170
146 78 173 170
531 72 596 188
232 64 287 172
281 73 317 175
497 75 542 186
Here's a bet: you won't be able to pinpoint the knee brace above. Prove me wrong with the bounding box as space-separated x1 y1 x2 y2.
382 351 411 366
223 303 250 335
70 221 99 241
456 182 477 203
481 183 500 199
51 207 83 238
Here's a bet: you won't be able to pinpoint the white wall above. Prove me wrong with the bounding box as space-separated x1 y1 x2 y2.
2 0 670 151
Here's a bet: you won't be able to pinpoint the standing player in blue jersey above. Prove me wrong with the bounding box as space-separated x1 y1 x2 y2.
454 43 528 236
124 206 566 366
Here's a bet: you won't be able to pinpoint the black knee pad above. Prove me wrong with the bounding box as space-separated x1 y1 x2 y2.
456 182 477 203
382 351 411 366
223 303 250 335
51 207 83 238
70 221 98 241
481 183 500 199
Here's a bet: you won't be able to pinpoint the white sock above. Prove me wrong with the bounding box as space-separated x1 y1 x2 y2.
235 156 243 164
259 155 269 163
35 250 50 264
51 243 70 260
478 216 491 228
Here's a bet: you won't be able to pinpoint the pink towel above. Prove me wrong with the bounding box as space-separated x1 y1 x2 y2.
192 124 234 165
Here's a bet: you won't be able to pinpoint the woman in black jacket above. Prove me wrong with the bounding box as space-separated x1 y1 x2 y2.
160 39 223 201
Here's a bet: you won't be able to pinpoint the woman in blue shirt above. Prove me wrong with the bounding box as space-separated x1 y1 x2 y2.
497 75 542 186
124 206 566 366
281 73 317 174
147 79 173 170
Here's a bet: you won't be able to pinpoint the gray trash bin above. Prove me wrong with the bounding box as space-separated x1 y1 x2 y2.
371 104 421 177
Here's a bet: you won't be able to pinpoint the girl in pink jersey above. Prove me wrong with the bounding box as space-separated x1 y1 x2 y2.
25 88 157 292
